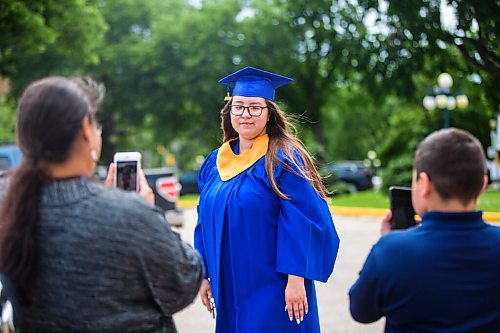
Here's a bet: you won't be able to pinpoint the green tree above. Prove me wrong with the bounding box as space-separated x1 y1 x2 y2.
88 0 245 164
150 0 244 148
0 97 16 143
359 0 499 108
86 0 166 162
235 0 375 155
0 0 107 143
0 0 107 94
321 84 393 162
1 0 57 76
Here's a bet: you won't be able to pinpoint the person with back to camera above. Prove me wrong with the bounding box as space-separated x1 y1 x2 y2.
349 128 500 332
0 76 204 333
194 67 340 333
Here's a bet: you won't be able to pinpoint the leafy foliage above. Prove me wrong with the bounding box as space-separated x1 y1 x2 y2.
358 0 499 108
237 0 376 152
0 97 16 143
1 0 107 94
1 0 498 174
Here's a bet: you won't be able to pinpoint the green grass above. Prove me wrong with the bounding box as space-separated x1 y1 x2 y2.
180 189 500 212
179 194 200 202
478 189 500 212
331 189 500 212
330 191 389 209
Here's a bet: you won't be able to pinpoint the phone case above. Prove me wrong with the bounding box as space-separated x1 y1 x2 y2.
113 152 141 191
389 186 417 229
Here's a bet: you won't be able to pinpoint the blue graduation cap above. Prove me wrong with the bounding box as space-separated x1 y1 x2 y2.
218 66 294 101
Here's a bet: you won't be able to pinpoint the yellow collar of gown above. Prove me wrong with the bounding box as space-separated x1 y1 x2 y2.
217 134 269 181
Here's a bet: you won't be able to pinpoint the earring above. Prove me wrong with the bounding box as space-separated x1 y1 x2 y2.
90 149 98 162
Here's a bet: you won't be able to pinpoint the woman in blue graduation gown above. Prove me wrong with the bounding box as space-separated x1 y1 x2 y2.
194 67 340 333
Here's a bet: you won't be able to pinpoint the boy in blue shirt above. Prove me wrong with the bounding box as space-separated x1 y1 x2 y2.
349 128 500 332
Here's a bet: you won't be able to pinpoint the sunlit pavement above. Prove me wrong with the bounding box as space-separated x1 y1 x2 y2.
172 208 385 333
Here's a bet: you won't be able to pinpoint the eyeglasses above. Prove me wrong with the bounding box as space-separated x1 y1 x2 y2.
230 105 267 117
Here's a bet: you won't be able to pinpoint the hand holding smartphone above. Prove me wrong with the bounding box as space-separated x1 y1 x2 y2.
389 186 417 230
113 152 141 192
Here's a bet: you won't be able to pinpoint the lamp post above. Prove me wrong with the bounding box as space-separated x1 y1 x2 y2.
487 113 500 184
364 150 382 191
422 73 469 128
364 150 381 174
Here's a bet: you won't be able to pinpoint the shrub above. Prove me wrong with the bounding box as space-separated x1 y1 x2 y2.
381 153 414 194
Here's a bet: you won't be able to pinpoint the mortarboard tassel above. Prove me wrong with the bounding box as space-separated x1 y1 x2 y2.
224 86 232 101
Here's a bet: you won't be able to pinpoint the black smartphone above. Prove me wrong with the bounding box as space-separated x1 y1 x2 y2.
389 186 417 229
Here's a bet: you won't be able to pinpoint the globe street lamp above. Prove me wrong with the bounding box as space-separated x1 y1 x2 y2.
365 150 380 170
487 113 500 184
422 73 469 128
364 150 382 190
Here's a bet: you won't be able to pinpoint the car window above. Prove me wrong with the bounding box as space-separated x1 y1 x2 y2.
0 157 10 171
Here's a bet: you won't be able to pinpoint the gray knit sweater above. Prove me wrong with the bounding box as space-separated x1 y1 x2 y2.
7 177 203 333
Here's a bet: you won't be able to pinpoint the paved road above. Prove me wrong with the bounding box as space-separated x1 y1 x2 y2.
172 209 385 333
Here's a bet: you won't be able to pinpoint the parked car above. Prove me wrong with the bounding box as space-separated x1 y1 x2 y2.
144 168 184 227
0 144 184 226
179 170 199 195
321 161 374 191
0 144 23 176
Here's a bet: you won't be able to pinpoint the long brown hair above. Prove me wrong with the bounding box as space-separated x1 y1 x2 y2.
0 77 103 304
221 99 328 200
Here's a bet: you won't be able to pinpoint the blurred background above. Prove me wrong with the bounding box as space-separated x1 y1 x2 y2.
1 0 499 193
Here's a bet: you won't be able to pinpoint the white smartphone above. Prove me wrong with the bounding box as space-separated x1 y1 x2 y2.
113 152 141 191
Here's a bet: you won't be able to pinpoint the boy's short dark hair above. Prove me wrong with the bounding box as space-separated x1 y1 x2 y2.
414 128 487 204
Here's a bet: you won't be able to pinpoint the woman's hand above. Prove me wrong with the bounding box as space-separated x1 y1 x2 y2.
285 274 308 324
199 279 213 313
380 210 392 236
137 168 154 205
104 162 115 187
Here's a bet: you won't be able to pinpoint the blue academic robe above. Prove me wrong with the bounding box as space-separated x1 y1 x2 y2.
194 141 340 333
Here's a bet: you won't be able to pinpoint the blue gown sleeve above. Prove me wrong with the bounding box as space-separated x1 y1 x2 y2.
194 150 217 279
194 205 208 279
275 152 340 282
348 246 383 323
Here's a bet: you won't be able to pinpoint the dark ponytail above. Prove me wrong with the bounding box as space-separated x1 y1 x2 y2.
0 160 47 303
0 77 102 305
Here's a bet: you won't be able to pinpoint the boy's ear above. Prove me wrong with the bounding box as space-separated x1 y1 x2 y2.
418 172 433 198
479 175 488 196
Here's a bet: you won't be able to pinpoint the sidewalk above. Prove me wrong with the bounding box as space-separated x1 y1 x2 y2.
178 200 500 223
